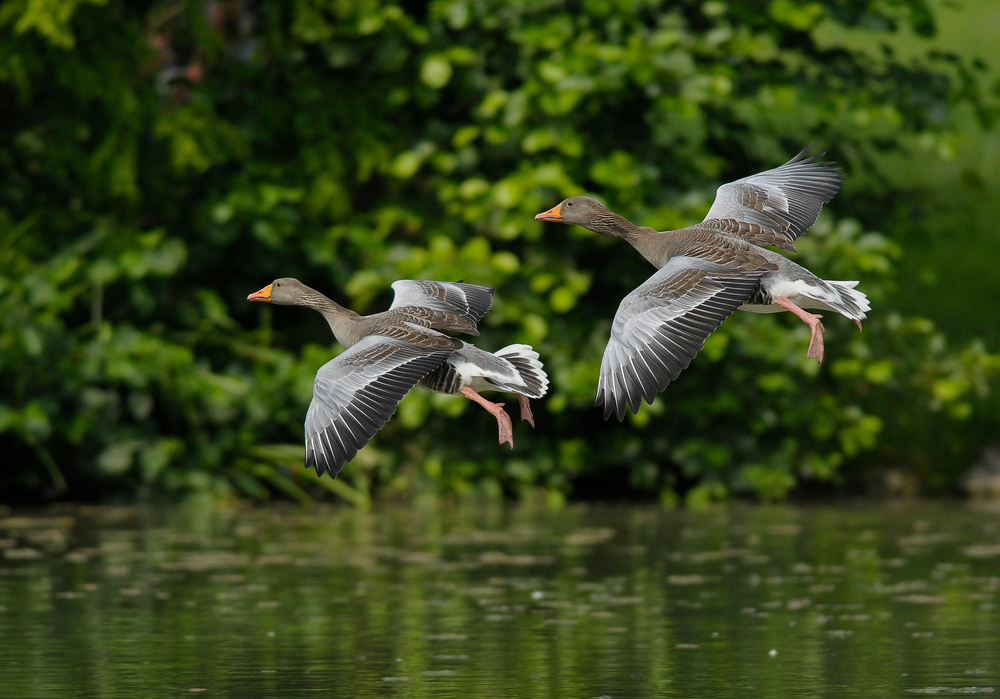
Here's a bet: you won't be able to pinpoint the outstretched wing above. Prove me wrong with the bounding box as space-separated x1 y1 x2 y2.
702 144 844 251
389 280 495 335
304 336 451 478
596 258 766 421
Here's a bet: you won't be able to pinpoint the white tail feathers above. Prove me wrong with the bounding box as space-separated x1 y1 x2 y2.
827 280 870 320
493 344 549 398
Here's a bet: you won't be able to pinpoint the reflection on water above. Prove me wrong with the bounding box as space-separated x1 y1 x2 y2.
1 501 999 697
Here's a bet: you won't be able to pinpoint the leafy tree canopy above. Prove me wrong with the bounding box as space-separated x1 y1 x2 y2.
2 0 998 504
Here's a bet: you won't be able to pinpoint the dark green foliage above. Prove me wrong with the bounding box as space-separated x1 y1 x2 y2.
1 0 998 503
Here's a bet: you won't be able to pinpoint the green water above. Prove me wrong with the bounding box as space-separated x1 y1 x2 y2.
1 501 998 698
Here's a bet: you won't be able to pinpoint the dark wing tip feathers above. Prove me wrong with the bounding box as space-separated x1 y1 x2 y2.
437 281 495 329
783 141 840 171
458 282 496 323
788 142 839 169
789 142 820 164
595 380 639 422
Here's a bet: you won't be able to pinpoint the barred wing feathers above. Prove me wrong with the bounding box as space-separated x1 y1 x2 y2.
703 144 844 251
304 336 451 478
596 258 765 421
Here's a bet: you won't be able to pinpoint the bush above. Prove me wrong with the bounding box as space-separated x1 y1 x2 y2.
2 0 998 503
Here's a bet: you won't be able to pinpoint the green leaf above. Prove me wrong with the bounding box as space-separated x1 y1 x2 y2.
13 0 109 48
420 55 452 89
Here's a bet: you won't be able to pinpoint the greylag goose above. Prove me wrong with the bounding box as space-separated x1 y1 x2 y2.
535 144 868 421
248 278 548 477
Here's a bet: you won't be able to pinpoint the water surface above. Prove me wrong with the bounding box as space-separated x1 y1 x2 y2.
1 501 998 697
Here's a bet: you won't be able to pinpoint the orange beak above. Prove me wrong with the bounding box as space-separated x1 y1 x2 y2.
247 284 273 302
534 203 562 222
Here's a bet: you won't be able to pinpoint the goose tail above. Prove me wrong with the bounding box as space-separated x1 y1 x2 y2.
493 344 549 398
826 280 870 323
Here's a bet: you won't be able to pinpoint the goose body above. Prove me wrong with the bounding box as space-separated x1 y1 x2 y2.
248 278 547 477
535 144 869 421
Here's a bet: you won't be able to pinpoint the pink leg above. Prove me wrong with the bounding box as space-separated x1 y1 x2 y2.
854 319 863 332
774 296 826 363
461 387 514 449
516 394 536 428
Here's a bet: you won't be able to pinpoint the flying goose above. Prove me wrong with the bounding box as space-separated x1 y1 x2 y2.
248 278 548 477
535 144 868 421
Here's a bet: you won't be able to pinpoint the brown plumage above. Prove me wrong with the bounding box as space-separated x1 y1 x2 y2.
535 144 869 421
248 278 548 477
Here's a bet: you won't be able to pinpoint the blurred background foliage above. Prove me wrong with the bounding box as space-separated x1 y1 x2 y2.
2 0 999 505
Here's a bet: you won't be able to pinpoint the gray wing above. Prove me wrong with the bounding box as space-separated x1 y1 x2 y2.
702 144 844 251
596 258 765 421
304 335 451 478
389 280 495 334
